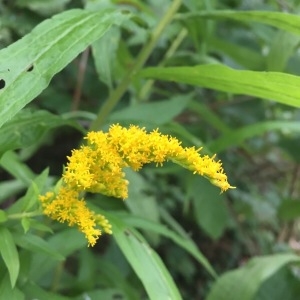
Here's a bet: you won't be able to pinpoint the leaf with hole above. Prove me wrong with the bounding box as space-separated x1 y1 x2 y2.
0 8 130 129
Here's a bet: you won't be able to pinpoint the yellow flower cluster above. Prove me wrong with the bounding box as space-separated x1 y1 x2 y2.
39 188 109 246
39 124 234 246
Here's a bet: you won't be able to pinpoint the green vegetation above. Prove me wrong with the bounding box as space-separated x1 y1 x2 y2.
1 0 300 299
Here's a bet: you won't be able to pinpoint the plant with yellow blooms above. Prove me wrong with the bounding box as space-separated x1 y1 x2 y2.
39 124 234 246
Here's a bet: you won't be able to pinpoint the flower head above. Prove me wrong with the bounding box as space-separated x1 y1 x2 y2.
39 124 234 246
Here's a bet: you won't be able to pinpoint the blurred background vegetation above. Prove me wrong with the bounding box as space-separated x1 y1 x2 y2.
1 0 300 299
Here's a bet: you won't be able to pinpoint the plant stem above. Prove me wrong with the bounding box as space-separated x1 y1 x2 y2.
8 211 43 219
139 28 188 101
72 47 90 111
89 0 182 130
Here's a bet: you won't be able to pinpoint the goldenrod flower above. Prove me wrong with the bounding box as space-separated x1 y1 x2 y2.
39 124 234 246
39 187 111 246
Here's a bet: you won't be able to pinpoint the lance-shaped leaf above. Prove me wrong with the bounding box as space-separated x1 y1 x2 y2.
139 64 300 108
206 254 300 300
0 8 130 128
108 214 182 300
0 227 20 287
177 10 300 36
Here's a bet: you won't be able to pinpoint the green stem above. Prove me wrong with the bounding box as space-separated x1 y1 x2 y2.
89 0 182 130
139 28 188 101
8 211 43 220
62 111 96 121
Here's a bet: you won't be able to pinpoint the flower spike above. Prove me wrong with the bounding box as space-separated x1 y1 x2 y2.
39 124 234 246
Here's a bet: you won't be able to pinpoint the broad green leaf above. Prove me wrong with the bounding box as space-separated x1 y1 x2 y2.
208 121 300 152
206 254 300 300
0 227 20 287
178 10 300 36
140 64 300 108
109 94 191 125
0 8 130 128
119 212 217 278
0 110 81 155
108 214 182 300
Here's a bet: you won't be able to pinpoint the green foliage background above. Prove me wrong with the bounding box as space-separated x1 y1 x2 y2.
1 0 300 299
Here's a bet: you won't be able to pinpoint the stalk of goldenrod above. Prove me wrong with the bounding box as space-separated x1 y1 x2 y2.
39 124 234 246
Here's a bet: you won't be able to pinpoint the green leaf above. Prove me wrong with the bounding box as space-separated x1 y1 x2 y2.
0 275 24 300
189 176 229 240
208 121 300 152
29 228 86 280
178 10 300 36
108 214 182 300
22 281 69 300
266 31 300 71
0 227 20 287
21 218 31 233
21 218 53 234
206 254 300 300
140 64 300 108
255 265 300 300
0 8 130 128
7 168 49 214
45 229 87 257
124 170 160 245
73 288 127 300
77 250 139 300
108 94 191 125
119 212 217 278
92 26 121 89
21 171 47 212
125 170 159 223
13 233 64 261
208 37 265 70
0 151 36 185
188 101 230 134
16 0 71 16
0 110 81 154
